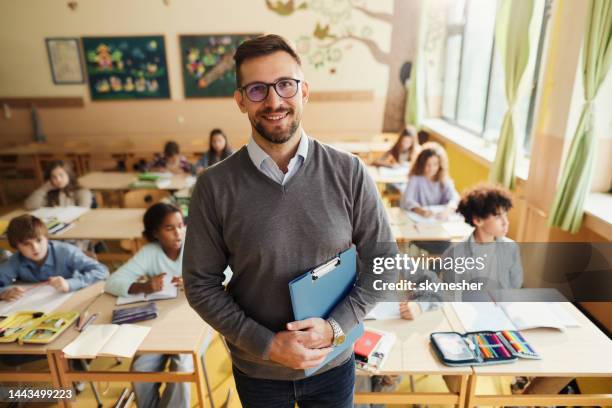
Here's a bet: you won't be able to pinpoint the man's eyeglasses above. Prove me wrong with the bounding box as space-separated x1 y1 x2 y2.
239 78 301 102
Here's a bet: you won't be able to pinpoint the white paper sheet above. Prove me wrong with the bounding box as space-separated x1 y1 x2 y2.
0 285 73 316
116 274 178 305
365 302 401 320
451 302 516 332
99 324 151 358
31 206 90 224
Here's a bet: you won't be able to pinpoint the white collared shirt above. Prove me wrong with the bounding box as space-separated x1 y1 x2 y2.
246 131 309 185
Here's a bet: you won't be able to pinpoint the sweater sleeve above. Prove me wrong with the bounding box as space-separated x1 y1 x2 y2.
329 157 399 333
183 176 275 359
0 255 18 290
65 246 109 291
104 247 152 297
75 188 93 208
508 241 524 289
441 179 460 208
400 177 420 211
24 183 52 210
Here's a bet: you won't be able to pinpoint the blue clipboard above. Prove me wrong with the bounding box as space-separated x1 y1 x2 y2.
288 246 364 376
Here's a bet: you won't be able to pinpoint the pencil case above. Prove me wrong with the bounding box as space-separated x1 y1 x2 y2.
0 311 79 344
430 330 540 367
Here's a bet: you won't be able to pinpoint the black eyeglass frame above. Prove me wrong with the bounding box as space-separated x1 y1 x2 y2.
238 78 302 102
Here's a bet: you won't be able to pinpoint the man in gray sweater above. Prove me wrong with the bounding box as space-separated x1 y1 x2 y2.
183 34 398 408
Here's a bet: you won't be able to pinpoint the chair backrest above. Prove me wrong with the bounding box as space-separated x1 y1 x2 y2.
122 189 170 208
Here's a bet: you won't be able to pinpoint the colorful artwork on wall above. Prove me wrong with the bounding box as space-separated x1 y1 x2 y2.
180 34 259 98
82 35 170 100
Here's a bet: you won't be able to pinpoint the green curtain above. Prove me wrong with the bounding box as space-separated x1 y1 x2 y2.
405 0 428 129
489 0 534 189
549 0 612 233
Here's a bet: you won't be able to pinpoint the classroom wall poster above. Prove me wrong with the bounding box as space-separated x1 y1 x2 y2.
82 35 170 100
180 34 260 98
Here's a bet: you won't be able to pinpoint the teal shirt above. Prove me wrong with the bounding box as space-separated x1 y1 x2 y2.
105 242 183 297
0 241 108 292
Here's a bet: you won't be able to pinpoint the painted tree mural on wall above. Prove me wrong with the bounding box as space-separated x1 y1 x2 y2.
266 0 422 132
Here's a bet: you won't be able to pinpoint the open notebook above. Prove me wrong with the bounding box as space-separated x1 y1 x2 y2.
62 324 150 358
116 275 178 305
406 205 464 224
0 285 73 316
452 301 580 332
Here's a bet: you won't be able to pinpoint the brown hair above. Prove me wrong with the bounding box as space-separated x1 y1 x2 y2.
389 126 419 162
208 128 232 165
163 141 180 157
142 202 182 242
457 183 513 226
43 160 80 207
7 214 48 248
233 34 301 86
409 142 450 182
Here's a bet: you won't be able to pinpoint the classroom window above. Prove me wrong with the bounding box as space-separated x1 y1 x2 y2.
441 0 551 156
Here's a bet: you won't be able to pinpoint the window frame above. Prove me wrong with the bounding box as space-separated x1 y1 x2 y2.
440 0 552 155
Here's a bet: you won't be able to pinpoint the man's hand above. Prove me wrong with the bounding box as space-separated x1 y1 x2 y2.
0 286 25 301
286 317 334 349
268 330 333 370
48 276 70 292
399 301 422 320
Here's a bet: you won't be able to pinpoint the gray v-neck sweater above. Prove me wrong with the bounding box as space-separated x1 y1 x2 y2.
183 137 398 380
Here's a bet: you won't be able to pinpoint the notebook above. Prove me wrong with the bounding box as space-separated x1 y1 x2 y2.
0 285 73 317
354 330 383 362
62 324 150 358
115 275 178 305
354 328 396 373
451 301 579 332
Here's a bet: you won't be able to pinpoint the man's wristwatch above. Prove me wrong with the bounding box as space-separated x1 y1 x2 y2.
327 318 345 347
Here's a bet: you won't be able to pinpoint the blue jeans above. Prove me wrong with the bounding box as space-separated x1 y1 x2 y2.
131 353 193 408
233 355 355 408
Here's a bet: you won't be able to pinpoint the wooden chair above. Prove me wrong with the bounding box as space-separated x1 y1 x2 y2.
122 189 170 209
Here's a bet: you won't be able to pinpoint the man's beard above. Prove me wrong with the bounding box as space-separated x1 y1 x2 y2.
252 108 300 145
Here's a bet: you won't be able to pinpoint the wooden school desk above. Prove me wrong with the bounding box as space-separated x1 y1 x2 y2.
443 303 612 407
49 291 211 408
328 139 393 162
385 207 473 243
0 282 105 408
78 172 195 207
356 308 472 406
0 208 145 260
366 165 409 197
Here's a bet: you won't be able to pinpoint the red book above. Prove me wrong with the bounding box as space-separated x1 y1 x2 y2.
354 330 383 362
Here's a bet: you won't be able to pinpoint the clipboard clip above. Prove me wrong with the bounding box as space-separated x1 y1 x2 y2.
311 257 340 281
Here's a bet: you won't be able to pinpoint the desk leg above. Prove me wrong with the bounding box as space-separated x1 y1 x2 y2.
457 374 468 408
192 350 209 408
53 352 76 408
465 374 477 408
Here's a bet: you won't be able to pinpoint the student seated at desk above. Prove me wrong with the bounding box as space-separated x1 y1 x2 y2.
105 203 190 408
441 183 523 289
24 160 92 210
374 126 419 168
0 214 108 301
150 141 193 175
399 142 459 220
195 128 234 174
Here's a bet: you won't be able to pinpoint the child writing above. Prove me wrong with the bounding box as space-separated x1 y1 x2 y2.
195 128 234 174
400 142 459 220
0 214 108 301
149 141 193 175
374 126 419 168
24 160 92 210
104 202 190 408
